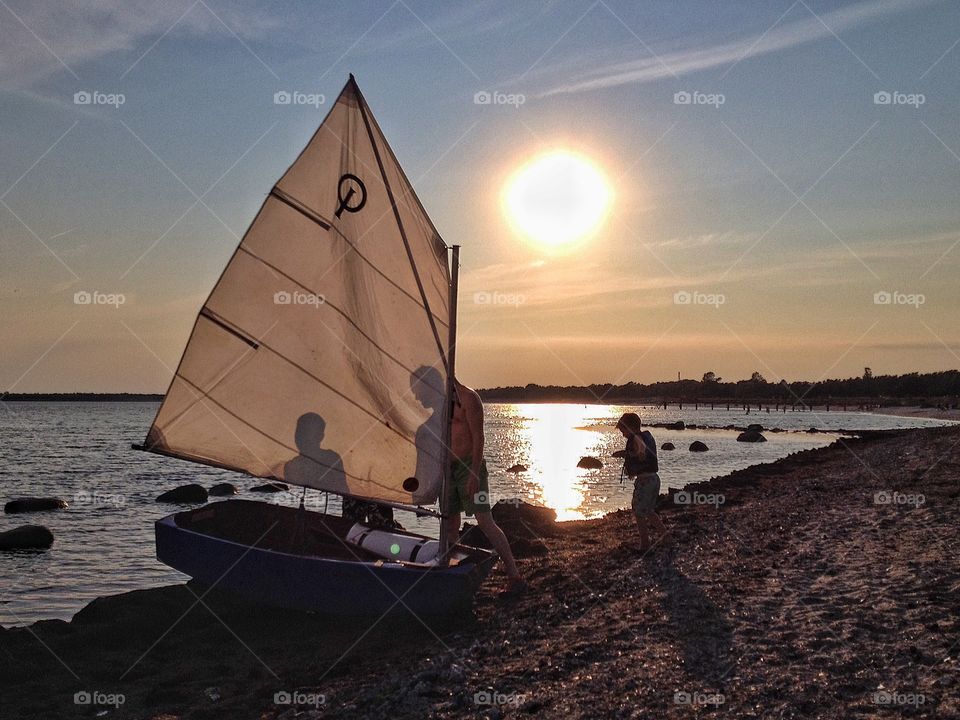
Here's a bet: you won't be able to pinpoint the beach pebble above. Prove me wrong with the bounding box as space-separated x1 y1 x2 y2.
506 464 527 473
4 497 68 514
668 421 685 430
156 484 208 504
250 482 289 493
208 483 238 496
689 441 709 452
0 524 54 550
577 456 603 469
747 423 764 432
661 442 676 451
737 431 767 443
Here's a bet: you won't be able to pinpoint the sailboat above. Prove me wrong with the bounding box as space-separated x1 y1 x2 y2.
135 76 496 615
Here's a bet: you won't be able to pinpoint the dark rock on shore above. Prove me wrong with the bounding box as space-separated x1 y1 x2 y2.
661 442 676 451
506 464 527 473
4 497 68 514
737 431 767 443
209 483 238 496
0 524 54 550
250 482 289 493
156 484 208 504
577 456 603 469
689 440 709 452
747 423 764 433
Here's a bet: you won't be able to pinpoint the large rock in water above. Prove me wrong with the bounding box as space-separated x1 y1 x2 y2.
737 430 767 443
4 497 68 514
208 483 238 497
156 484 208 504
0 525 54 550
577 456 603 469
746 423 764 433
661 442 676 451
491 499 557 532
250 482 289 493
689 441 709 452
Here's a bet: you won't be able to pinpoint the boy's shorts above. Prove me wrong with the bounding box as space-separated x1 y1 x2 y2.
631 473 661 518
448 456 491 516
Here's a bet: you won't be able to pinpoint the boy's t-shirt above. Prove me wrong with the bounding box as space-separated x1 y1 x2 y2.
625 430 658 474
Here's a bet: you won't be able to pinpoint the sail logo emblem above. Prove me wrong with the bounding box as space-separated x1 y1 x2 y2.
335 173 367 218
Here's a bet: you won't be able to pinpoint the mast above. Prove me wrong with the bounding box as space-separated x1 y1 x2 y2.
439 245 460 559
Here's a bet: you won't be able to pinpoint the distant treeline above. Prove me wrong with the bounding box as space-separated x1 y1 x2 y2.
479 369 960 405
0 393 163 402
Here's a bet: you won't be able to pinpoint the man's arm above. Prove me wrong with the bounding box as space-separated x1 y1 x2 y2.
464 392 485 496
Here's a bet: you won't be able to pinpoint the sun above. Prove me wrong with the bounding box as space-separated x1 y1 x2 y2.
502 150 613 250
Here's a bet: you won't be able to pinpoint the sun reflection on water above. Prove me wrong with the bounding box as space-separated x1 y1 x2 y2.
508 404 608 520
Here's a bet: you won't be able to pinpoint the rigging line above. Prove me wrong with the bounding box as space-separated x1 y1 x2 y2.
352 78 448 374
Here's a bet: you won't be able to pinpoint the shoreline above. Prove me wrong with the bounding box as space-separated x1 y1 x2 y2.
2 426 958 718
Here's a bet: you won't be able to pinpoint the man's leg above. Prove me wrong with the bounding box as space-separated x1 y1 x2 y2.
475 511 520 579
636 516 651 551
444 511 461 543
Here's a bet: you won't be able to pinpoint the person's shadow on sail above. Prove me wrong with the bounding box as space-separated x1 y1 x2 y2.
284 412 349 493
408 366 445 498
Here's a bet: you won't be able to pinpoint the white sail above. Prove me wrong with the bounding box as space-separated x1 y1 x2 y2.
142 77 451 506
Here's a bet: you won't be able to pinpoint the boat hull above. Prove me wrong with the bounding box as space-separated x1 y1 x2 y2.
155 500 495 616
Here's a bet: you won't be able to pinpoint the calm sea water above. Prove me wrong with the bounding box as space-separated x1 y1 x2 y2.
0 402 951 625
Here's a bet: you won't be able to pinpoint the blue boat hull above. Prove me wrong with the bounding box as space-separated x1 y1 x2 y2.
155 500 496 616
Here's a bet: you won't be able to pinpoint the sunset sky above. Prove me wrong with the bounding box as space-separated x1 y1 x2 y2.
2 0 959 392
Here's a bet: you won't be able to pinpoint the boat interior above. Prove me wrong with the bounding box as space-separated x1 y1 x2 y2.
172 499 486 567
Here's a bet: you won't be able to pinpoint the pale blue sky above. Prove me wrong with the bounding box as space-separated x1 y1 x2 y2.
2 0 959 391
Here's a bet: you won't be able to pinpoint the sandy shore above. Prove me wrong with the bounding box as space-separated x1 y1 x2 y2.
2 426 958 719
870 406 960 422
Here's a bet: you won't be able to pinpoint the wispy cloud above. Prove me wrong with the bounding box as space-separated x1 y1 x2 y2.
0 0 281 85
534 0 941 96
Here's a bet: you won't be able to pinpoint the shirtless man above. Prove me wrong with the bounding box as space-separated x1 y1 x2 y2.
446 378 525 594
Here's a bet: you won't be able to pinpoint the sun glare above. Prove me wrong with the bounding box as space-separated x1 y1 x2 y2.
503 150 613 250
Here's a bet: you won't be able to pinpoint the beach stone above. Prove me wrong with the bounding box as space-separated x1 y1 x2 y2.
668 421 685 430
807 427 819 433
737 431 767 443
208 483 238 497
661 442 676 451
689 441 709 452
506 463 527 473
577 456 603 469
250 482 289 493
4 497 68 514
0 524 54 550
156 484 208 504
747 423 764 433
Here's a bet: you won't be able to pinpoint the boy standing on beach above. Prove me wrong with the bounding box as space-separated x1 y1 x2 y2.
614 413 667 551
447 379 525 596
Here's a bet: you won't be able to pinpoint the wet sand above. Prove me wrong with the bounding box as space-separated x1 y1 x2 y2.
1 426 958 719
